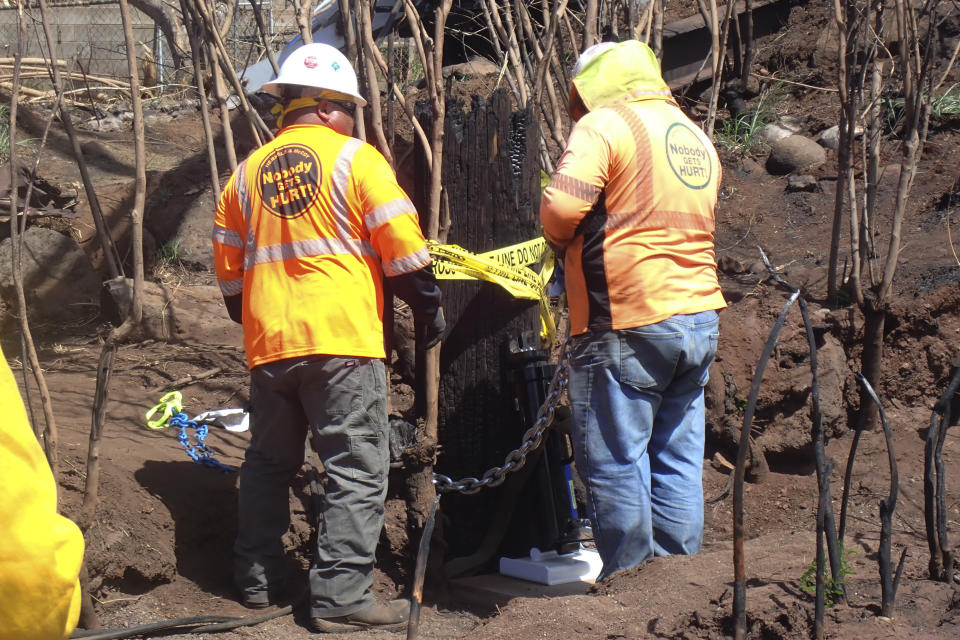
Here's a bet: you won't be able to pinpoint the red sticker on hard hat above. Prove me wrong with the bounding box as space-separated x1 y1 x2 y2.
257 144 322 219
304 56 318 69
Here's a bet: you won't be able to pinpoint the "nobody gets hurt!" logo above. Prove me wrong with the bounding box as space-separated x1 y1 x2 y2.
665 123 712 190
258 144 322 219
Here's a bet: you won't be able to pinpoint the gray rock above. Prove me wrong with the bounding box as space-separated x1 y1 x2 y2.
813 20 840 68
817 124 863 150
761 123 793 144
778 115 805 133
160 187 217 270
84 116 124 132
442 57 500 78
766 135 826 175
818 125 840 150
717 255 747 274
0 227 101 325
787 175 819 192
104 277 242 345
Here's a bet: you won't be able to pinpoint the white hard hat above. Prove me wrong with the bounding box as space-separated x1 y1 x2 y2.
261 42 368 107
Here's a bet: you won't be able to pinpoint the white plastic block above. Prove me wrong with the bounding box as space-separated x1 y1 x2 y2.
499 546 602 585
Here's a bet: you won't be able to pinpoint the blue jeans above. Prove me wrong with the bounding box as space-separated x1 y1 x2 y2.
568 311 719 580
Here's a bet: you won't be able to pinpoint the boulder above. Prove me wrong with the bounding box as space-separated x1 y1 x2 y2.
0 227 101 325
717 255 748 275
766 135 826 175
778 115 805 134
104 277 243 346
755 332 849 456
706 295 853 472
171 187 217 270
760 123 793 144
80 140 114 160
813 20 840 68
817 125 840 150
817 124 863 150
442 57 500 79
147 185 217 271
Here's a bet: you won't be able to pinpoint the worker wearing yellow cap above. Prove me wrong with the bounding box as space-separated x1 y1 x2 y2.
541 40 726 579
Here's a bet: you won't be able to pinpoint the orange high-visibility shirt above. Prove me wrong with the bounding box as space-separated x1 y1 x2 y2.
213 124 431 368
541 98 726 335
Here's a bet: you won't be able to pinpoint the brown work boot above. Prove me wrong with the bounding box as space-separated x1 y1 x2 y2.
311 598 410 633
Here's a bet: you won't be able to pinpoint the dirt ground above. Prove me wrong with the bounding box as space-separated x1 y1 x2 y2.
4 2 960 639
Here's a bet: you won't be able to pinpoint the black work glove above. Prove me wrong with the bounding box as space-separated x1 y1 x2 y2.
421 307 446 349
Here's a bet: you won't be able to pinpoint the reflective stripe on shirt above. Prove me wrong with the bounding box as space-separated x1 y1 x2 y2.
330 137 364 239
218 277 243 296
244 236 377 270
212 225 244 249
235 160 253 226
383 246 430 277
550 173 601 203
605 209 715 234
365 197 416 231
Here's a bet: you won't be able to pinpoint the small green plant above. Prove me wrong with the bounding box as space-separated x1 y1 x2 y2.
884 83 960 132
153 237 192 286
0 104 10 165
734 395 748 413
798 546 858 607
714 82 786 156
158 238 184 265
407 55 424 86
930 83 960 121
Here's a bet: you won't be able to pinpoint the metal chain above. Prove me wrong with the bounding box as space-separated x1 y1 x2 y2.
433 340 572 495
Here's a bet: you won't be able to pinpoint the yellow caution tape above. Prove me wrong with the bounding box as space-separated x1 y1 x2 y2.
427 239 556 343
432 237 548 280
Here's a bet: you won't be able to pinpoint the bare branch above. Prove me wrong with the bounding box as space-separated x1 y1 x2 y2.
358 0 393 164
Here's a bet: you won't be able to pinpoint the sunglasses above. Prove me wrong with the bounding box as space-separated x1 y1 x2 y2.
328 99 357 116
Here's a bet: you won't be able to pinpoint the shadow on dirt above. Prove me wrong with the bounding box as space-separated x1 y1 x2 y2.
135 460 241 599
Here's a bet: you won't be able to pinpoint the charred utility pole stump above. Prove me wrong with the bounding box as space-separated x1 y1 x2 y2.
414 90 549 572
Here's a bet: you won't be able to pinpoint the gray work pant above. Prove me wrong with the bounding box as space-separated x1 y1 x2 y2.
233 355 388 618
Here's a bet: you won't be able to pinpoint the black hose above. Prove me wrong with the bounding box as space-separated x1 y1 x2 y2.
191 605 294 632
70 615 237 640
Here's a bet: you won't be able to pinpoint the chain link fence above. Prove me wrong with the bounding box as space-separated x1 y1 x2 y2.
0 0 299 90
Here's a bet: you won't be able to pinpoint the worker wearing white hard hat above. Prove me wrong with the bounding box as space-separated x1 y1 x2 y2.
216 39 444 632
262 42 368 131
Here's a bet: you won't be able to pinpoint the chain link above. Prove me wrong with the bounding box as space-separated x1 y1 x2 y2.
433 340 572 495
